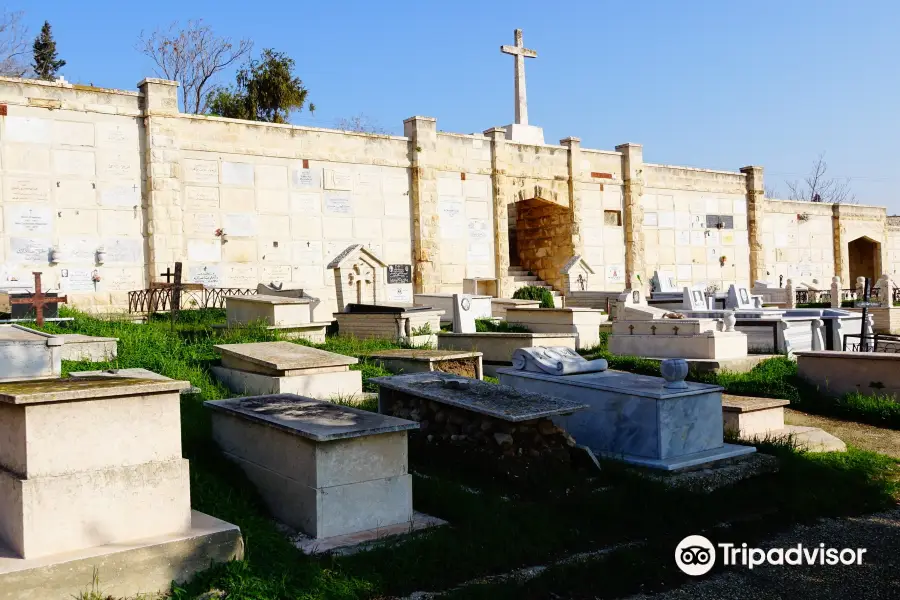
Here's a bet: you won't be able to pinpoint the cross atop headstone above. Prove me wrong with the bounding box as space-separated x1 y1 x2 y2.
501 29 537 126
10 272 67 327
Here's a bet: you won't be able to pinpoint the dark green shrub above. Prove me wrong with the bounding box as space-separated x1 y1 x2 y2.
475 318 530 333
513 285 555 308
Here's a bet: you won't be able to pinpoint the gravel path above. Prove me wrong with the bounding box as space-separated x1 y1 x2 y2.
784 409 900 458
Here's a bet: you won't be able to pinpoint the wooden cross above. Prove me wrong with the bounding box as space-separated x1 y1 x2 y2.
170 262 183 320
500 29 537 126
11 272 67 327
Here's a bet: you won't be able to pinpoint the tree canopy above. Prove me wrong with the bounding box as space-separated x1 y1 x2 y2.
207 49 313 123
32 20 65 80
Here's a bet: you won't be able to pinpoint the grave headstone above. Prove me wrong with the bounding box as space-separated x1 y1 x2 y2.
683 286 708 311
651 270 678 293
727 284 753 310
327 244 388 312
452 293 477 333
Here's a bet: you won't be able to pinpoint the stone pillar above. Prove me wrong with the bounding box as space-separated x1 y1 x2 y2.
832 204 846 282
785 278 797 308
404 116 441 294
877 274 893 308
617 143 644 290
486 127 511 298
830 276 841 308
560 137 585 259
740 166 766 284
139 78 183 282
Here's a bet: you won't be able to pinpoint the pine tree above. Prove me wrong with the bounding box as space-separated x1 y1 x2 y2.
32 21 65 80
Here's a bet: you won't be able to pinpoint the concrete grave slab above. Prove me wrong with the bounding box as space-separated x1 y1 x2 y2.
69 367 202 395
369 349 484 379
57 334 118 362
0 325 63 382
212 341 362 399
205 395 432 545
505 307 607 350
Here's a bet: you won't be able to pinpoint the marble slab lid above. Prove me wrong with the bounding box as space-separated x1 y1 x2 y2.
495 367 723 400
370 372 588 422
369 349 483 361
214 341 358 370
0 324 63 347
205 394 419 441
0 376 190 405
229 294 312 305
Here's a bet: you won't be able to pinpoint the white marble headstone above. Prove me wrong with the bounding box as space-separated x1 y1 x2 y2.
452 293 476 334
727 285 753 309
652 270 678 293
683 286 707 311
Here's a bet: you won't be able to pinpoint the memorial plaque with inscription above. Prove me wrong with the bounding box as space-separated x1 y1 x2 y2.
9 238 51 263
468 219 489 240
185 160 219 184
101 183 141 207
439 198 465 239
292 168 315 188
387 285 413 303
324 169 353 191
59 238 96 262
223 213 259 237
9 179 50 203
186 186 220 210
105 267 142 292
61 268 96 293
387 264 412 285
226 265 258 288
7 205 53 235
105 238 143 263
222 162 255 186
324 194 352 214
261 265 292 283
189 265 222 287
467 242 491 263
291 192 320 213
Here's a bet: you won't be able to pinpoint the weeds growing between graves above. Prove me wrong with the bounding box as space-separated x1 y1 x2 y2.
34 310 900 599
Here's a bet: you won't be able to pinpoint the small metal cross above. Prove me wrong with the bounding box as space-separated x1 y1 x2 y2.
10 272 68 327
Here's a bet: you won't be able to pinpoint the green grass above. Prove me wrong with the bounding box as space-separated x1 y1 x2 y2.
475 318 530 333
32 309 900 599
583 333 900 430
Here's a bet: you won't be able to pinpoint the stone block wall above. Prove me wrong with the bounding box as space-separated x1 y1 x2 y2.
760 199 835 288
642 164 749 292
3 75 899 315
0 77 146 311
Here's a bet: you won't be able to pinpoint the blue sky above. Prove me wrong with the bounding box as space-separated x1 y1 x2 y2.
16 0 900 210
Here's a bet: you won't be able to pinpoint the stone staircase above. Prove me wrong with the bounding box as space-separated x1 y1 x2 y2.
507 266 564 307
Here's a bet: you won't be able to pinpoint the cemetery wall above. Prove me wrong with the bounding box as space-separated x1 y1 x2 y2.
761 199 835 287
2 75 900 315
642 164 749 291
0 77 146 311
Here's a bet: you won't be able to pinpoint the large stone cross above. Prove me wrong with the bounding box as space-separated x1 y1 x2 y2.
501 29 537 126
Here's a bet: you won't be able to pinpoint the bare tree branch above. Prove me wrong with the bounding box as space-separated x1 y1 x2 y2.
786 152 856 204
0 10 29 77
764 184 779 199
334 113 388 134
137 20 252 114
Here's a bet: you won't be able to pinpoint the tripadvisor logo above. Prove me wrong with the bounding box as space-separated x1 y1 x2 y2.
675 535 867 576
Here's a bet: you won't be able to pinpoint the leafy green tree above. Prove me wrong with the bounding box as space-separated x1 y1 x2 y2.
207 49 314 123
31 20 65 80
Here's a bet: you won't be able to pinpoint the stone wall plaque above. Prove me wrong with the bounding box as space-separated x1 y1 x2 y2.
186 186 220 210
292 168 315 188
291 192 320 213
59 237 96 262
9 238 51 263
658 212 675 228
184 160 219 184
105 267 142 291
189 265 222 287
222 213 258 237
467 242 491 263
261 265 292 283
387 264 412 284
440 197 465 239
8 179 50 203
5 116 52 143
222 162 255 186
54 150 96 175
324 194 352 214
387 285 413 303
60 268 95 293
468 219 489 240
101 184 141 207
293 241 323 265
691 231 705 246
105 238 143 263
606 264 624 284
187 239 222 262
6 206 53 234
675 212 690 230
676 231 690 246
324 169 353 191
721 231 735 245
643 212 658 226
226 265 258 288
